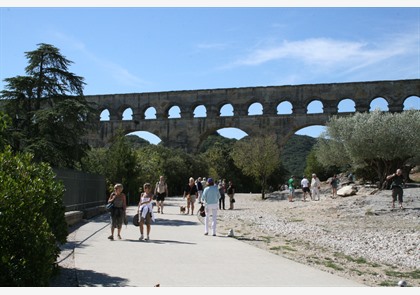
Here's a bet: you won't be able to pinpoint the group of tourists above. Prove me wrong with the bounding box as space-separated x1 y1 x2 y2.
183 177 236 236
287 173 324 202
106 168 406 242
287 169 406 210
107 175 237 241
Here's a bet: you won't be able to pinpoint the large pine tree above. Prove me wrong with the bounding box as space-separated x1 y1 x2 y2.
1 43 98 168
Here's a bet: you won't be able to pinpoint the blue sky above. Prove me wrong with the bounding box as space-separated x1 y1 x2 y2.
1 3 419 144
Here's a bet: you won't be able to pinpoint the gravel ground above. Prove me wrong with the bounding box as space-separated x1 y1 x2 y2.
50 184 420 287
215 184 420 287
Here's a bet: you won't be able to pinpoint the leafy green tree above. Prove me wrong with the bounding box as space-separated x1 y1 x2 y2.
1 43 97 168
0 146 67 286
304 149 340 181
203 138 236 180
135 145 205 197
80 147 108 175
0 112 12 150
104 130 139 201
231 135 280 199
315 110 420 185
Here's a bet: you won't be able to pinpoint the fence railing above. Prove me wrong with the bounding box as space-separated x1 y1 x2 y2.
53 168 106 212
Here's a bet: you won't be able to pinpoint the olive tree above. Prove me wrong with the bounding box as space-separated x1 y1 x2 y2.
231 135 280 199
315 110 420 185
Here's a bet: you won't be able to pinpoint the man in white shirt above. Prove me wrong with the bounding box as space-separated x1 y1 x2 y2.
301 176 311 201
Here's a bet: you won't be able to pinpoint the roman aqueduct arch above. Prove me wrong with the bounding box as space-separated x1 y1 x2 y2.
84 79 420 153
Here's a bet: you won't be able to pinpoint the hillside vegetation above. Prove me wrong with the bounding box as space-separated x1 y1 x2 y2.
281 134 317 178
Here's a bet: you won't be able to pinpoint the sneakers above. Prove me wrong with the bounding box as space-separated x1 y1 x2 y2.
139 235 150 241
118 235 122 240
204 232 208 235
108 235 114 240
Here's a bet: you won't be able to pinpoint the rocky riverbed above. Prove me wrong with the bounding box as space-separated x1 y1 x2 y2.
216 185 420 287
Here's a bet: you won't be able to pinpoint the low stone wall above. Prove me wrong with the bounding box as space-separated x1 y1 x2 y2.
64 211 84 227
64 205 107 226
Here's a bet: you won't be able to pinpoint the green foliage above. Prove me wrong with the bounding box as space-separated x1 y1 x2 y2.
102 130 139 202
1 43 97 168
0 147 67 286
231 135 280 199
80 147 108 175
135 145 206 197
315 110 420 184
0 112 12 151
202 136 236 180
125 134 151 149
304 149 340 181
282 134 317 177
80 131 325 196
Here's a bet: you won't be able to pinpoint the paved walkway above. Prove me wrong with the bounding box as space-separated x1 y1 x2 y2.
68 197 366 287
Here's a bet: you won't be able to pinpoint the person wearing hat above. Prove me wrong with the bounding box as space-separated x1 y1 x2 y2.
201 178 221 236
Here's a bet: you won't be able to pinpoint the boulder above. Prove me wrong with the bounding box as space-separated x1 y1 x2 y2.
337 185 357 197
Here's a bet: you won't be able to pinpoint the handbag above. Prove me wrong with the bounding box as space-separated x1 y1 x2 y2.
106 202 114 211
199 204 206 217
232 198 235 203
133 213 140 226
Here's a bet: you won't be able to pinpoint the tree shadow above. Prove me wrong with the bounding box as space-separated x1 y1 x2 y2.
76 268 130 287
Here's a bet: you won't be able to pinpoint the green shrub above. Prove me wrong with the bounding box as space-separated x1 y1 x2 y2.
0 147 68 286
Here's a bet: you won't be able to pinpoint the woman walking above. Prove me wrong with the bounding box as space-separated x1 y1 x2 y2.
108 183 127 240
138 183 155 241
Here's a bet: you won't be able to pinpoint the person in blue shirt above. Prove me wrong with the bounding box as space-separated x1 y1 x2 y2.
201 178 221 236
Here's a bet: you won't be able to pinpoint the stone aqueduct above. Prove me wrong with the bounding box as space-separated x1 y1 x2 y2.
84 79 420 153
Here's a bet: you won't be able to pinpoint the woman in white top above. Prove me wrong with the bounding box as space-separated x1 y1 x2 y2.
137 183 155 241
311 174 321 201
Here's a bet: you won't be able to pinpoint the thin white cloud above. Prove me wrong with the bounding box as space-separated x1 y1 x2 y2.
226 32 419 74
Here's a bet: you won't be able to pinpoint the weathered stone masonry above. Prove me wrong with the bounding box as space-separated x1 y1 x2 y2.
84 79 420 153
